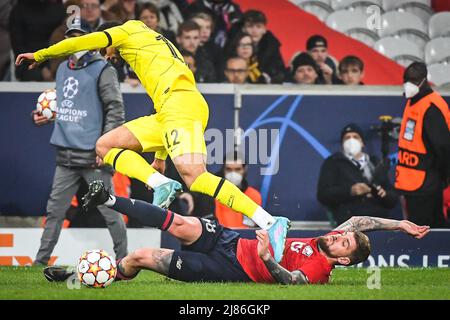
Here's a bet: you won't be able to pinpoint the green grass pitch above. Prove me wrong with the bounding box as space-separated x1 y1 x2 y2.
0 266 449 300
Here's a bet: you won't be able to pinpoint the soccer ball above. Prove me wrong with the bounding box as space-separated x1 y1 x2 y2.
77 249 117 288
36 89 57 120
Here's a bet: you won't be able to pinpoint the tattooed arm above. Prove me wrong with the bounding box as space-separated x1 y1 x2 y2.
334 216 430 239
256 230 308 285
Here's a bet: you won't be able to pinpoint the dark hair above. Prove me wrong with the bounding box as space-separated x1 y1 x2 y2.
243 9 267 25
339 55 364 73
177 20 201 37
225 32 254 59
136 2 160 21
348 231 371 265
96 21 122 32
404 62 428 85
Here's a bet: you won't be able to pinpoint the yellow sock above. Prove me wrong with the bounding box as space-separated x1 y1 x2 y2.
104 148 157 184
190 171 259 217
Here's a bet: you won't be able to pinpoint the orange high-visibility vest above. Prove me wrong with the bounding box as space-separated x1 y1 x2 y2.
395 92 450 192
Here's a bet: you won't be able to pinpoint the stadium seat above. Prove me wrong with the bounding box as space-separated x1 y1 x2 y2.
375 37 424 67
428 63 450 87
382 0 433 23
326 10 380 47
428 12 450 38
379 11 430 48
331 0 382 11
290 0 333 21
425 38 450 65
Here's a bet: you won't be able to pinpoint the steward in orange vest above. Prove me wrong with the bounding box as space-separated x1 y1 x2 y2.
395 63 450 227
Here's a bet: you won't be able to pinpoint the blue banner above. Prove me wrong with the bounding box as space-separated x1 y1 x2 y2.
1 88 449 223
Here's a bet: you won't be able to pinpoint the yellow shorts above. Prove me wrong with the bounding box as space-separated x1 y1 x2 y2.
124 90 209 159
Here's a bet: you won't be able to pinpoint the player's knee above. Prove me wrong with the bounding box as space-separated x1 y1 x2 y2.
95 136 111 159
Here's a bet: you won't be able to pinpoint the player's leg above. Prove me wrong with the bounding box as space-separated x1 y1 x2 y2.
82 180 203 245
96 117 182 207
116 248 174 280
35 166 81 265
81 168 128 259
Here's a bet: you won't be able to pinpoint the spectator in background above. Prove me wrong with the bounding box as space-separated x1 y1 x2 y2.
81 0 113 30
137 1 176 43
226 32 266 83
31 19 127 265
109 0 137 22
9 0 65 81
317 124 398 226
241 10 285 84
290 52 324 85
180 49 197 74
190 12 223 79
185 0 242 48
176 20 216 83
0 0 15 81
100 0 118 11
306 35 338 84
338 55 365 86
224 56 249 84
148 0 184 35
214 151 262 228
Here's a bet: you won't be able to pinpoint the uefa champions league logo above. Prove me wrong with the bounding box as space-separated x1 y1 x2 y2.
63 77 79 99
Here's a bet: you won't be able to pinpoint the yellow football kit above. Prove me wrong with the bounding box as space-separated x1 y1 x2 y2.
33 20 273 227
34 20 208 159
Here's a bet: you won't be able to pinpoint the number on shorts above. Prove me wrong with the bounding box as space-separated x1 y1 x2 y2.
165 129 180 149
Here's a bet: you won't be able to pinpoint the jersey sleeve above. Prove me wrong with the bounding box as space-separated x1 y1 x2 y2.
298 262 330 284
102 23 133 48
34 32 109 62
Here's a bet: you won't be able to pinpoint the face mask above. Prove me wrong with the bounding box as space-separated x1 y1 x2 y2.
343 138 362 158
225 171 243 186
73 50 88 60
403 78 425 99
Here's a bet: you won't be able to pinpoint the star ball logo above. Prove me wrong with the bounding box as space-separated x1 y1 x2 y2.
63 77 79 99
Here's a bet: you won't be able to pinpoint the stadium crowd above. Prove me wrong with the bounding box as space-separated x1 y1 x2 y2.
1 0 369 86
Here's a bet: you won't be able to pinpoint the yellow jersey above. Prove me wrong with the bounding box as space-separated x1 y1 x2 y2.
34 20 196 111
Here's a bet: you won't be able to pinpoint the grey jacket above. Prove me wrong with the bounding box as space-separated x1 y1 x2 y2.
55 53 125 167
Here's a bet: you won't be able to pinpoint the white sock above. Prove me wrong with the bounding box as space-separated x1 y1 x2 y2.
251 207 276 230
146 172 171 189
104 195 116 207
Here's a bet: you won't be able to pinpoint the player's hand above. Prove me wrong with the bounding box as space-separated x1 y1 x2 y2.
398 220 430 239
179 192 194 215
96 156 104 167
256 230 272 261
375 185 387 198
351 183 372 196
151 158 166 174
32 110 50 126
15 52 40 70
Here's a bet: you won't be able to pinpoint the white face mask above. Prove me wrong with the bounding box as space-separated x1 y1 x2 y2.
73 50 88 60
225 171 243 186
343 138 363 158
403 78 425 99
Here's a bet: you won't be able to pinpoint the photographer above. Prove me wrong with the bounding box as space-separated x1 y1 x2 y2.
317 124 398 225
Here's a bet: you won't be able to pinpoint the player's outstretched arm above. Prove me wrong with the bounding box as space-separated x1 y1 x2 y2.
15 32 110 68
256 230 308 285
334 216 430 239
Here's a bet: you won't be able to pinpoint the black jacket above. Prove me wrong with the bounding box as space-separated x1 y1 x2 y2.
255 31 285 84
317 152 398 224
54 53 125 167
